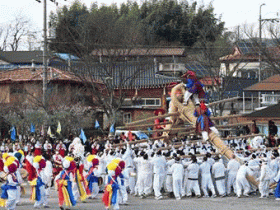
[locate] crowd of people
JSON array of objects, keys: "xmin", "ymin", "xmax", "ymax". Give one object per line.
[
  {"xmin": 0, "ymin": 128, "xmax": 279, "ymax": 210},
  {"xmin": 0, "ymin": 70, "xmax": 279, "ymax": 210}
]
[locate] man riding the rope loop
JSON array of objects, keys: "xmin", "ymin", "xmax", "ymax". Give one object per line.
[{"xmin": 181, "ymin": 70, "xmax": 205, "ymax": 106}]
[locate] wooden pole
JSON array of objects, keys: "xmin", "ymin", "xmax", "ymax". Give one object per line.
[
  {"xmin": 125, "ymin": 112, "xmax": 179, "ymax": 126},
  {"xmin": 117, "ymin": 121, "xmax": 173, "ymax": 130},
  {"xmin": 221, "ymin": 134, "xmax": 266, "ymax": 141},
  {"xmin": 167, "ymin": 153, "xmax": 220, "ymax": 160},
  {"xmin": 210, "ymin": 114, "xmax": 243, "ymax": 121},
  {"xmin": 112, "ymin": 136, "xmax": 169, "ymax": 148},
  {"xmin": 216, "ymin": 121, "xmax": 254, "ymax": 129},
  {"xmin": 208, "ymin": 97, "xmax": 241, "ymax": 106},
  {"xmin": 140, "ymin": 121, "xmax": 254, "ymax": 134}
]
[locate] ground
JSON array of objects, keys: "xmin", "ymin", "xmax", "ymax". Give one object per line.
[{"xmin": 14, "ymin": 185, "xmax": 280, "ymax": 210}]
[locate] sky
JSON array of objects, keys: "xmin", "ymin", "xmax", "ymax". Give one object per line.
[{"xmin": 1, "ymin": 0, "xmax": 280, "ymax": 37}]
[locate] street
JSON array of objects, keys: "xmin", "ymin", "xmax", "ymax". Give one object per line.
[{"xmin": 14, "ymin": 185, "xmax": 280, "ymax": 210}]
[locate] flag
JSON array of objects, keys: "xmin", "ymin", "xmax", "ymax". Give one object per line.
[
  {"xmin": 40, "ymin": 125, "xmax": 45, "ymax": 136},
  {"xmin": 80, "ymin": 129, "xmax": 87, "ymax": 144},
  {"xmin": 10, "ymin": 126, "xmax": 16, "ymax": 141},
  {"xmin": 109, "ymin": 124, "xmax": 115, "ymax": 134},
  {"xmin": 57, "ymin": 121, "xmax": 61, "ymax": 134},
  {"xmin": 30, "ymin": 123, "xmax": 35, "ymax": 133},
  {"xmin": 128, "ymin": 131, "xmax": 133, "ymax": 141},
  {"xmin": 47, "ymin": 126, "xmax": 54, "ymax": 137},
  {"xmin": 95, "ymin": 120, "xmax": 100, "ymax": 129}
]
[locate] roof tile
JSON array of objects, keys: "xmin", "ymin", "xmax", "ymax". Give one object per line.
[{"xmin": 244, "ymin": 74, "xmax": 280, "ymax": 91}]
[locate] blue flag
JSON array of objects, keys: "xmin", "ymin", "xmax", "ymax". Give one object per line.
[
  {"xmin": 10, "ymin": 126, "xmax": 16, "ymax": 141},
  {"xmin": 30, "ymin": 123, "xmax": 35, "ymax": 133},
  {"xmin": 109, "ymin": 123, "xmax": 115, "ymax": 133},
  {"xmin": 79, "ymin": 129, "xmax": 87, "ymax": 144},
  {"xmin": 95, "ymin": 120, "xmax": 100, "ymax": 129}
]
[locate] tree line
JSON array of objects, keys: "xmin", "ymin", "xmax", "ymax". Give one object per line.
[{"xmin": 48, "ymin": 0, "xmax": 226, "ymax": 57}]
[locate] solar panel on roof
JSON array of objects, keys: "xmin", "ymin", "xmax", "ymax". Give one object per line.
[{"xmin": 185, "ymin": 62, "xmax": 211, "ymax": 77}]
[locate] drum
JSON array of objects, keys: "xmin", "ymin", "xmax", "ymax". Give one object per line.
[
  {"xmin": 0, "ymin": 172, "xmax": 7, "ymax": 182},
  {"xmin": 98, "ymin": 177, "xmax": 103, "ymax": 186},
  {"xmin": 20, "ymin": 168, "xmax": 28, "ymax": 180}
]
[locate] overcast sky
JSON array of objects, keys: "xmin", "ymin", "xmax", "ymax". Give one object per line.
[{"xmin": 1, "ymin": 0, "xmax": 280, "ymax": 38}]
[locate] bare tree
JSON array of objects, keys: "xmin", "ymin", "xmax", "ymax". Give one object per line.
[
  {"xmin": 0, "ymin": 15, "xmax": 40, "ymax": 51},
  {"xmin": 0, "ymin": 25, "xmax": 10, "ymax": 51}
]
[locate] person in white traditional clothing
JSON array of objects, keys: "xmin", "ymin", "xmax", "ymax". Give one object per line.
[
  {"xmin": 13, "ymin": 151, "xmax": 24, "ymax": 205},
  {"xmin": 236, "ymin": 161, "xmax": 253, "ymax": 198},
  {"xmin": 186, "ymin": 155, "xmax": 201, "ymax": 197},
  {"xmin": 23, "ymin": 142, "xmax": 33, "ymax": 156},
  {"xmin": 138, "ymin": 153, "xmax": 153, "ymax": 198},
  {"xmin": 122, "ymin": 143, "xmax": 136, "ymax": 195},
  {"xmin": 12, "ymin": 142, "xmax": 21, "ymax": 152},
  {"xmin": 165, "ymin": 154, "xmax": 175, "ymax": 197},
  {"xmin": 118, "ymin": 161, "xmax": 129, "ymax": 205},
  {"xmin": 250, "ymin": 136, "xmax": 263, "ymax": 149},
  {"xmin": 259, "ymin": 159, "xmax": 273, "ymax": 198},
  {"xmin": 227, "ymin": 154, "xmax": 240, "ymax": 195},
  {"xmin": 212, "ymin": 155, "xmax": 226, "ymax": 197},
  {"xmin": 1, "ymin": 142, "xmax": 9, "ymax": 153},
  {"xmin": 33, "ymin": 156, "xmax": 49, "ymax": 208},
  {"xmin": 43, "ymin": 154, "xmax": 53, "ymax": 205},
  {"xmin": 69, "ymin": 137, "xmax": 85, "ymax": 160},
  {"xmin": 169, "ymin": 157, "xmax": 184, "ymax": 200},
  {"xmin": 3, "ymin": 161, "xmax": 19, "ymax": 210},
  {"xmin": 43, "ymin": 140, "xmax": 52, "ymax": 155},
  {"xmin": 151, "ymin": 150, "xmax": 166, "ymax": 200},
  {"xmin": 200, "ymin": 156, "xmax": 216, "ymax": 197}
]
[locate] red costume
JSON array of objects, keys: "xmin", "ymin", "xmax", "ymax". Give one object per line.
[
  {"xmin": 153, "ymin": 108, "xmax": 166, "ymax": 137},
  {"xmin": 56, "ymin": 143, "xmax": 66, "ymax": 157},
  {"xmin": 34, "ymin": 142, "xmax": 42, "ymax": 156},
  {"xmin": 91, "ymin": 143, "xmax": 99, "ymax": 155},
  {"xmin": 53, "ymin": 153, "xmax": 63, "ymax": 176}
]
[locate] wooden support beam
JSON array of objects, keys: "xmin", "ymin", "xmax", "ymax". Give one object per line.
[
  {"xmin": 211, "ymin": 114, "xmax": 243, "ymax": 121},
  {"xmin": 141, "ymin": 121, "xmax": 253, "ymax": 134},
  {"xmin": 235, "ymin": 146, "xmax": 278, "ymax": 153},
  {"xmin": 216, "ymin": 121, "xmax": 254, "ymax": 129},
  {"xmin": 117, "ymin": 121, "xmax": 173, "ymax": 130},
  {"xmin": 221, "ymin": 134, "xmax": 266, "ymax": 141},
  {"xmin": 140, "ymin": 126, "xmax": 194, "ymax": 133},
  {"xmin": 208, "ymin": 97, "xmax": 241, "ymax": 106},
  {"xmin": 178, "ymin": 131, "xmax": 196, "ymax": 136},
  {"xmin": 112, "ymin": 136, "xmax": 169, "ymax": 148},
  {"xmin": 125, "ymin": 112, "xmax": 179, "ymax": 126},
  {"xmin": 167, "ymin": 153, "xmax": 220, "ymax": 160}
]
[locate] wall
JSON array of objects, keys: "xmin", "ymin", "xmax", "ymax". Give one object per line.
[{"xmin": 0, "ymin": 84, "xmax": 10, "ymax": 103}]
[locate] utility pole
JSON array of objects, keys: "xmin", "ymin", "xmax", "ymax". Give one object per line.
[
  {"xmin": 258, "ymin": 3, "xmax": 265, "ymax": 108},
  {"xmin": 258, "ymin": 3, "xmax": 279, "ymax": 108},
  {"xmin": 43, "ymin": 0, "xmax": 48, "ymax": 109}
]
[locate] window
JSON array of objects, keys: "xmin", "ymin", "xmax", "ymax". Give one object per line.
[
  {"xmin": 124, "ymin": 98, "xmax": 161, "ymax": 107},
  {"xmin": 10, "ymin": 84, "xmax": 26, "ymax": 94},
  {"xmin": 123, "ymin": 112, "xmax": 132, "ymax": 124},
  {"xmin": 141, "ymin": 98, "xmax": 161, "ymax": 106}
]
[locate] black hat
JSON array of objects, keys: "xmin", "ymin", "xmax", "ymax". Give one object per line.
[{"xmin": 214, "ymin": 155, "xmax": 220, "ymax": 161}]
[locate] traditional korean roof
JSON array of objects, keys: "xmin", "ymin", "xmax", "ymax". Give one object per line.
[
  {"xmin": 244, "ymin": 103, "xmax": 280, "ymax": 118},
  {"xmin": 209, "ymin": 77, "xmax": 258, "ymax": 100},
  {"xmin": 0, "ymin": 67, "xmax": 101, "ymax": 84},
  {"xmin": 219, "ymin": 40, "xmax": 280, "ymax": 62},
  {"xmin": 244, "ymin": 74, "xmax": 280, "ymax": 92},
  {"xmin": 0, "ymin": 51, "xmax": 44, "ymax": 64},
  {"xmin": 0, "ymin": 51, "xmax": 80, "ymax": 70},
  {"xmin": 91, "ymin": 48, "xmax": 186, "ymax": 57}
]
